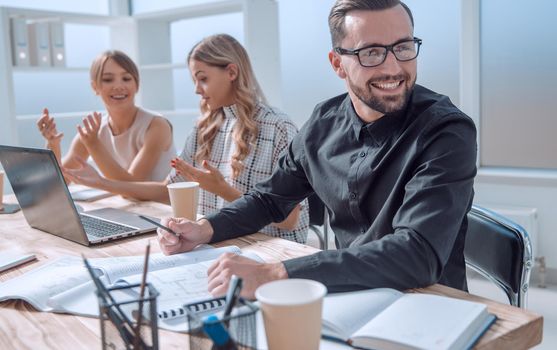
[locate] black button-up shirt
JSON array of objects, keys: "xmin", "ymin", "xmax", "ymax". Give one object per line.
[{"xmin": 207, "ymin": 85, "xmax": 477, "ymax": 292}]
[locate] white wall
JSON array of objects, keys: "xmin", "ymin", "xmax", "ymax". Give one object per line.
[{"xmin": 276, "ymin": 0, "xmax": 342, "ymax": 125}]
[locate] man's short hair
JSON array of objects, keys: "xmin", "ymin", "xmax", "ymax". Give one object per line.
[{"xmin": 328, "ymin": 0, "xmax": 414, "ymax": 48}]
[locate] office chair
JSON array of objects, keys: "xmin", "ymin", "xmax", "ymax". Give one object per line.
[
  {"xmin": 307, "ymin": 193, "xmax": 329, "ymax": 250},
  {"xmin": 464, "ymin": 205, "xmax": 533, "ymax": 308}
]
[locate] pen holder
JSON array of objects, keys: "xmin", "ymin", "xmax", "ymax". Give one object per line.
[
  {"xmin": 185, "ymin": 297, "xmax": 259, "ymax": 350},
  {"xmin": 96, "ymin": 282, "xmax": 160, "ymax": 350}
]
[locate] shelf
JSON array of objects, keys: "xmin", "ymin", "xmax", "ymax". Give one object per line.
[
  {"xmin": 153, "ymin": 108, "xmax": 199, "ymax": 118},
  {"xmin": 16, "ymin": 108, "xmax": 200, "ymax": 121},
  {"xmin": 133, "ymin": 0, "xmax": 243, "ymax": 22},
  {"xmin": 139, "ymin": 63, "xmax": 187, "ymax": 71},
  {"xmin": 12, "ymin": 66, "xmax": 89, "ymax": 73},
  {"xmin": 3, "ymin": 6, "xmax": 126, "ymax": 25},
  {"xmin": 16, "ymin": 110, "xmax": 99, "ymax": 121}
]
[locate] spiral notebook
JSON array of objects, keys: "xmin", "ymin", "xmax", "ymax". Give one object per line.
[
  {"xmin": 159, "ymin": 297, "xmax": 225, "ymax": 319},
  {"xmin": 117, "ymin": 249, "xmax": 262, "ymax": 331}
]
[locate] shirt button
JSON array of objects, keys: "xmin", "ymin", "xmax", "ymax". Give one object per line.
[
  {"xmin": 359, "ymin": 151, "xmax": 366, "ymax": 157},
  {"xmin": 349, "ymin": 192, "xmax": 356, "ymax": 200}
]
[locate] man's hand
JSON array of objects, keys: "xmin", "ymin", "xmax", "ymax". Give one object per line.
[
  {"xmin": 206, "ymin": 253, "xmax": 288, "ymax": 299},
  {"xmin": 157, "ymin": 218, "xmax": 213, "ymax": 255}
]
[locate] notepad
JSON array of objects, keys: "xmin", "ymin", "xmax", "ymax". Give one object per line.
[
  {"xmin": 321, "ymin": 288, "xmax": 496, "ymax": 350},
  {"xmin": 70, "ymin": 187, "xmax": 114, "ymax": 202},
  {"xmin": 0, "ymin": 252, "xmax": 36, "ymax": 273}
]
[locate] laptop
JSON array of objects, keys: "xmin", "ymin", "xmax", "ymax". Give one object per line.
[{"xmin": 0, "ymin": 145, "xmax": 157, "ymax": 245}]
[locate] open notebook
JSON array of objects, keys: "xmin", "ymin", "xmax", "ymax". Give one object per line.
[
  {"xmin": 0, "ymin": 245, "xmax": 258, "ymax": 332},
  {"xmin": 321, "ymin": 288, "xmax": 496, "ymax": 350}
]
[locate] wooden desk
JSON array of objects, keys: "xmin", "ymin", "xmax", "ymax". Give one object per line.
[{"xmin": 0, "ymin": 194, "xmax": 543, "ymax": 349}]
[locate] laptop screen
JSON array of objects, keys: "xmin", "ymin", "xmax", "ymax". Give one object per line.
[{"xmin": 0, "ymin": 145, "xmax": 87, "ymax": 243}]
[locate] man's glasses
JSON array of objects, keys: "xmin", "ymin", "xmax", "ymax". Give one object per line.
[{"xmin": 334, "ymin": 37, "xmax": 422, "ymax": 68}]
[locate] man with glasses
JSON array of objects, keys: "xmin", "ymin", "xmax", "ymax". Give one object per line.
[{"xmin": 158, "ymin": 0, "xmax": 477, "ymax": 298}]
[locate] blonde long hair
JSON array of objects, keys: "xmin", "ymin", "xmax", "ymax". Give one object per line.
[{"xmin": 187, "ymin": 34, "xmax": 266, "ymax": 179}]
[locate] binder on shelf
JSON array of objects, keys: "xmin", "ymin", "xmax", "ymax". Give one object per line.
[
  {"xmin": 10, "ymin": 18, "xmax": 30, "ymax": 67},
  {"xmin": 28, "ymin": 21, "xmax": 52, "ymax": 67},
  {"xmin": 49, "ymin": 21, "xmax": 65, "ymax": 67}
]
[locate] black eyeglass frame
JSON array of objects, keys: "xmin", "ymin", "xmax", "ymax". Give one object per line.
[{"xmin": 334, "ymin": 37, "xmax": 423, "ymax": 68}]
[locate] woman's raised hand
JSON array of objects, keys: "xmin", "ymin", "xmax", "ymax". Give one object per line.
[
  {"xmin": 37, "ymin": 108, "xmax": 64, "ymax": 144},
  {"xmin": 77, "ymin": 112, "xmax": 102, "ymax": 149},
  {"xmin": 171, "ymin": 157, "xmax": 229, "ymax": 196}
]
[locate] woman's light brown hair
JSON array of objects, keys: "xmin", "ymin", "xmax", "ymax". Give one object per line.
[
  {"xmin": 90, "ymin": 50, "xmax": 140, "ymax": 89},
  {"xmin": 187, "ymin": 34, "xmax": 266, "ymax": 179}
]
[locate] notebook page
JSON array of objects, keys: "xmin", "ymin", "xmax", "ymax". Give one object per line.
[
  {"xmin": 47, "ymin": 280, "xmax": 100, "ymax": 316},
  {"xmin": 322, "ymin": 288, "xmax": 402, "ymax": 341},
  {"xmin": 46, "ymin": 247, "xmax": 241, "ymax": 317},
  {"xmin": 92, "ymin": 245, "xmax": 241, "ymax": 283},
  {"xmin": 118, "ymin": 260, "xmax": 216, "ymax": 319},
  {"xmin": 116, "ymin": 249, "xmax": 263, "ymax": 332},
  {"xmin": 352, "ymin": 293, "xmax": 489, "ymax": 349},
  {"xmin": 0, "ymin": 256, "xmax": 87, "ymax": 311}
]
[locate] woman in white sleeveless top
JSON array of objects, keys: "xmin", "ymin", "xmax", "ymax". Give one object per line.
[
  {"xmin": 37, "ymin": 50, "xmax": 176, "ymax": 181},
  {"xmin": 65, "ymin": 35, "xmax": 308, "ymax": 243}
]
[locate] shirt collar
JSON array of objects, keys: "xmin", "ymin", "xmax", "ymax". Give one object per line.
[
  {"xmin": 344, "ymin": 91, "xmax": 414, "ymax": 143},
  {"xmin": 222, "ymin": 102, "xmax": 264, "ymax": 120},
  {"xmin": 223, "ymin": 104, "xmax": 239, "ymax": 119}
]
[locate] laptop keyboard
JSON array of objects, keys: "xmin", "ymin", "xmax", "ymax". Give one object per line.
[{"xmin": 80, "ymin": 214, "xmax": 135, "ymax": 237}]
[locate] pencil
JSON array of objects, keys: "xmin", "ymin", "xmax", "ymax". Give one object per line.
[{"xmin": 134, "ymin": 242, "xmax": 150, "ymax": 349}]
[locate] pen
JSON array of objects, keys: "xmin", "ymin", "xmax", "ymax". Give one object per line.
[
  {"xmin": 138, "ymin": 214, "xmax": 180, "ymax": 237},
  {"xmin": 223, "ymin": 275, "xmax": 243, "ymax": 320},
  {"xmin": 134, "ymin": 242, "xmax": 150, "ymax": 349}
]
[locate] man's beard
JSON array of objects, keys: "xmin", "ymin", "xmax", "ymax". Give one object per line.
[{"xmin": 348, "ymin": 74, "xmax": 415, "ymax": 114}]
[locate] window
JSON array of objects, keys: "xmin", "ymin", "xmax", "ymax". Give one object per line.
[{"xmin": 480, "ymin": 0, "xmax": 557, "ymax": 169}]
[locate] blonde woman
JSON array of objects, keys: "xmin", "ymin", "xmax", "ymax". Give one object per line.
[
  {"xmin": 37, "ymin": 50, "xmax": 176, "ymax": 181},
  {"xmin": 66, "ymin": 35, "xmax": 308, "ymax": 243}
]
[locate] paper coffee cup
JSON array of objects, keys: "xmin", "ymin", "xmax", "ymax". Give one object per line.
[
  {"xmin": 256, "ymin": 279, "xmax": 327, "ymax": 350},
  {"xmin": 0, "ymin": 170, "xmax": 4, "ymax": 210},
  {"xmin": 166, "ymin": 182, "xmax": 199, "ymax": 220}
]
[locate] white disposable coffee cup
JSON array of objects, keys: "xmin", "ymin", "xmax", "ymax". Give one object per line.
[
  {"xmin": 255, "ymin": 279, "xmax": 327, "ymax": 350},
  {"xmin": 0, "ymin": 170, "xmax": 4, "ymax": 210},
  {"xmin": 166, "ymin": 182, "xmax": 199, "ymax": 220}
]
